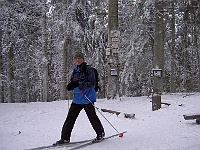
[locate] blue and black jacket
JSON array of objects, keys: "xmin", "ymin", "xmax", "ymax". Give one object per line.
[{"xmin": 70, "ymin": 62, "xmax": 96, "ymax": 104}]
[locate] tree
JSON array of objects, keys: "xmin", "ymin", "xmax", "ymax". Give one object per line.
[
  {"xmin": 107, "ymin": 0, "xmax": 119, "ymax": 99},
  {"xmin": 170, "ymin": 0, "xmax": 176, "ymax": 93},
  {"xmin": 6, "ymin": 32, "xmax": 14, "ymax": 103},
  {"xmin": 0, "ymin": 29, "xmax": 4, "ymax": 103},
  {"xmin": 153, "ymin": 1, "xmax": 165, "ymax": 94},
  {"xmin": 119, "ymin": 0, "xmax": 154, "ymax": 96},
  {"xmin": 41, "ymin": 2, "xmax": 49, "ymax": 102}
]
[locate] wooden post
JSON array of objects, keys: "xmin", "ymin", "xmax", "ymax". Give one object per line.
[{"xmin": 152, "ymin": 95, "xmax": 161, "ymax": 111}]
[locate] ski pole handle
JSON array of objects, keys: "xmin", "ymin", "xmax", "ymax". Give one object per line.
[
  {"xmin": 80, "ymin": 89, "xmax": 85, "ymax": 96},
  {"xmin": 80, "ymin": 89, "xmax": 93, "ymax": 104}
]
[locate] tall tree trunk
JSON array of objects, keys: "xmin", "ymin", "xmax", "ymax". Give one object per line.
[
  {"xmin": 191, "ymin": 1, "xmax": 200, "ymax": 92},
  {"xmin": 42, "ymin": 3, "xmax": 49, "ymax": 102},
  {"xmin": 7, "ymin": 41, "xmax": 14, "ymax": 103},
  {"xmin": 60, "ymin": 37, "xmax": 70, "ymax": 100},
  {"xmin": 190, "ymin": 0, "xmax": 200, "ymax": 92},
  {"xmin": 153, "ymin": 1, "xmax": 165, "ymax": 94},
  {"xmin": 0, "ymin": 29, "xmax": 4, "ymax": 103},
  {"xmin": 198, "ymin": 42, "xmax": 200, "ymax": 92},
  {"xmin": 170, "ymin": 1, "xmax": 176, "ymax": 93},
  {"xmin": 182, "ymin": 1, "xmax": 190, "ymax": 92},
  {"xmin": 25, "ymin": 43, "xmax": 30, "ymax": 103},
  {"xmin": 197, "ymin": 39, "xmax": 200, "ymax": 92},
  {"xmin": 107, "ymin": 0, "xmax": 119, "ymax": 99}
]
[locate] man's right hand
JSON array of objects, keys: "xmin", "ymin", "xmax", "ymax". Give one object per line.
[{"xmin": 67, "ymin": 81, "xmax": 79, "ymax": 91}]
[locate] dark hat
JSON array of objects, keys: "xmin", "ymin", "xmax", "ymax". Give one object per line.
[{"xmin": 74, "ymin": 52, "xmax": 85, "ymax": 59}]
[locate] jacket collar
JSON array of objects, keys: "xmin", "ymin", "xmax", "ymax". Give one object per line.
[{"xmin": 74, "ymin": 62, "xmax": 87, "ymax": 72}]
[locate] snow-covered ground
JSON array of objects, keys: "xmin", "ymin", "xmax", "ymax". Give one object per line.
[{"xmin": 0, "ymin": 93, "xmax": 200, "ymax": 150}]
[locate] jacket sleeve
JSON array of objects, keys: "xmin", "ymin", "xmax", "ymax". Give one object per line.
[{"xmin": 78, "ymin": 66, "xmax": 95, "ymax": 89}]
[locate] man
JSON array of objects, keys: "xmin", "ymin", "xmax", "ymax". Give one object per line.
[{"xmin": 55, "ymin": 52, "xmax": 105, "ymax": 145}]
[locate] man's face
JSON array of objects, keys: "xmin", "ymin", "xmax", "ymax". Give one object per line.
[{"xmin": 74, "ymin": 57, "xmax": 84, "ymax": 65}]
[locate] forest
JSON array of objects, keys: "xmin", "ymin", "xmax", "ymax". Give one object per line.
[{"xmin": 0, "ymin": 0, "xmax": 200, "ymax": 103}]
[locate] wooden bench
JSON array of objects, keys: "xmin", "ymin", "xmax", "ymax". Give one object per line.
[
  {"xmin": 101, "ymin": 108, "xmax": 135, "ymax": 119},
  {"xmin": 183, "ymin": 113, "xmax": 200, "ymax": 124}
]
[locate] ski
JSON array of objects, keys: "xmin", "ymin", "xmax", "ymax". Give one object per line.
[
  {"xmin": 68, "ymin": 131, "xmax": 127, "ymax": 150},
  {"xmin": 26, "ymin": 139, "xmax": 93, "ymax": 150}
]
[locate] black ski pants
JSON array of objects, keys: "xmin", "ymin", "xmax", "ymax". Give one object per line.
[{"xmin": 61, "ymin": 102, "xmax": 104, "ymax": 140}]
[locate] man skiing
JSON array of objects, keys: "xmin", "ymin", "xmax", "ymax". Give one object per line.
[{"xmin": 55, "ymin": 52, "xmax": 105, "ymax": 145}]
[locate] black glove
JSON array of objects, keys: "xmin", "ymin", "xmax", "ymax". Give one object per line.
[{"xmin": 67, "ymin": 81, "xmax": 79, "ymax": 91}]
